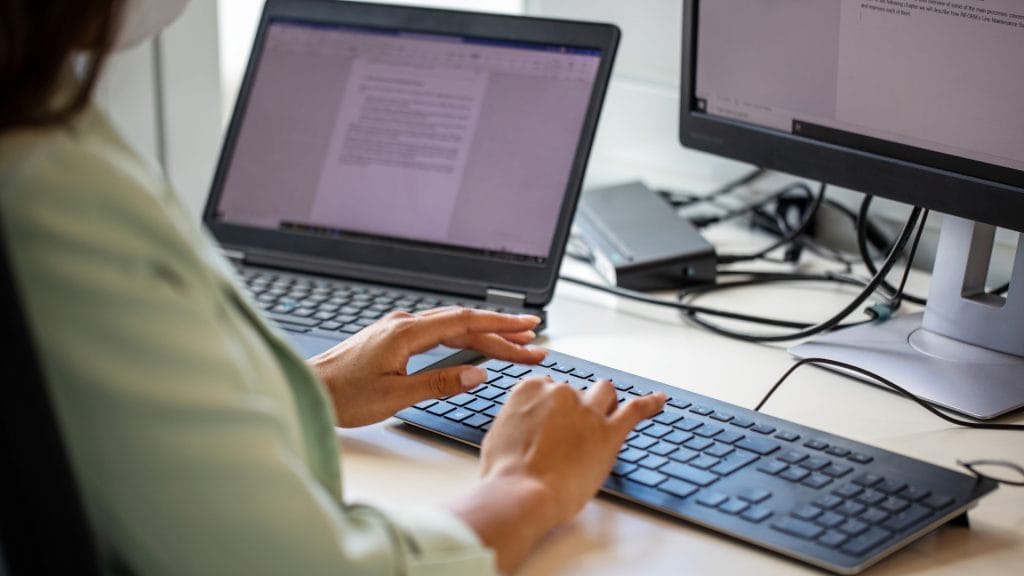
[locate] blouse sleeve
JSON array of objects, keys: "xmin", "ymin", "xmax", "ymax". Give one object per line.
[{"xmin": 0, "ymin": 130, "xmax": 496, "ymax": 576}]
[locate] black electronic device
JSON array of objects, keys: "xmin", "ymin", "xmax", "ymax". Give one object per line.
[
  {"xmin": 396, "ymin": 351, "xmax": 997, "ymax": 575},
  {"xmin": 680, "ymin": 0, "xmax": 1024, "ymax": 419},
  {"xmin": 575, "ymin": 181, "xmax": 716, "ymax": 290}
]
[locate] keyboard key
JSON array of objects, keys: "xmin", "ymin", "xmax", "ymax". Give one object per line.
[
  {"xmin": 694, "ymin": 424, "xmax": 724, "ymax": 438},
  {"xmin": 730, "ymin": 417, "xmax": 755, "ymax": 429},
  {"xmin": 877, "ymin": 480, "xmax": 908, "ymax": 495},
  {"xmin": 834, "ymin": 484, "xmax": 863, "ymax": 499},
  {"xmin": 855, "ymin": 490, "xmax": 886, "ymax": 506},
  {"xmin": 751, "ymin": 424, "xmax": 776, "ymax": 435},
  {"xmin": 737, "ymin": 488, "xmax": 772, "ymax": 504},
  {"xmin": 445, "ymin": 409, "xmax": 473, "ymax": 422},
  {"xmin": 466, "ymin": 399, "xmax": 494, "ymax": 412},
  {"xmin": 689, "ymin": 455, "xmax": 721, "ymax": 470},
  {"xmin": 710, "ymin": 411, "xmax": 734, "ymax": 422},
  {"xmin": 879, "ymin": 497, "xmax": 910, "ymax": 515},
  {"xmin": 802, "ymin": 473, "xmax": 833, "ymax": 490},
  {"xmin": 801, "ymin": 457, "xmax": 830, "ymax": 471},
  {"xmin": 836, "ymin": 501, "xmax": 867, "ymax": 517},
  {"xmin": 775, "ymin": 431, "xmax": 801, "ymax": 442},
  {"xmin": 704, "ymin": 443, "xmax": 735, "ymax": 458},
  {"xmin": 710, "ymin": 451, "xmax": 759, "ymax": 476},
  {"xmin": 667, "ymin": 397, "xmax": 691, "ymax": 410},
  {"xmin": 447, "ymin": 393, "xmax": 476, "ymax": 406},
  {"xmin": 780, "ymin": 467, "xmax": 810, "ymax": 483},
  {"xmin": 719, "ymin": 499, "xmax": 749, "ymax": 515},
  {"xmin": 772, "ymin": 517, "xmax": 824, "ymax": 540},
  {"xmin": 684, "ymin": 437, "xmax": 714, "ymax": 451},
  {"xmin": 426, "ymin": 402, "xmax": 456, "ymax": 416},
  {"xmin": 822, "ymin": 464, "xmax": 853, "ymax": 478},
  {"xmin": 848, "ymin": 452, "xmax": 874, "ymax": 464},
  {"xmin": 816, "ymin": 511, "xmax": 846, "ymax": 528},
  {"xmin": 853, "ymin": 473, "xmax": 884, "ymax": 488},
  {"xmin": 413, "ymin": 399, "xmax": 438, "ymax": 410},
  {"xmin": 689, "ymin": 405, "xmax": 714, "ymax": 416},
  {"xmin": 661, "ymin": 462, "xmax": 719, "ymax": 487},
  {"xmin": 463, "ymin": 414, "xmax": 492, "ymax": 429},
  {"xmin": 659, "ymin": 479, "xmax": 699, "ymax": 499},
  {"xmin": 882, "ymin": 504, "xmax": 933, "ymax": 532},
  {"xmin": 612, "ymin": 381, "xmax": 632, "ymax": 392},
  {"xmin": 663, "ymin": 431, "xmax": 694, "ymax": 445},
  {"xmin": 504, "ymin": 366, "xmax": 531, "ymax": 378},
  {"xmin": 818, "ymin": 530, "xmax": 848, "ymax": 549},
  {"xmin": 611, "ymin": 461, "xmax": 638, "ymax": 477},
  {"xmin": 634, "ymin": 420, "xmax": 654, "ymax": 432},
  {"xmin": 804, "ymin": 439, "xmax": 829, "ymax": 451},
  {"xmin": 814, "ymin": 494, "xmax": 844, "ymax": 510},
  {"xmin": 478, "ymin": 387, "xmax": 505, "ymax": 401},
  {"xmin": 793, "ymin": 504, "xmax": 822, "ymax": 521},
  {"xmin": 644, "ymin": 424, "xmax": 673, "ymax": 438},
  {"xmin": 551, "ymin": 364, "xmax": 573, "ymax": 373},
  {"xmin": 696, "ymin": 492, "xmax": 729, "ymax": 507},
  {"xmin": 570, "ymin": 369, "xmax": 593, "ymax": 379},
  {"xmin": 715, "ymin": 430, "xmax": 745, "ymax": 445},
  {"xmin": 482, "ymin": 360, "xmax": 512, "ymax": 373},
  {"xmin": 838, "ymin": 519, "xmax": 870, "ymax": 537},
  {"xmin": 736, "ymin": 436, "xmax": 780, "ymax": 456},
  {"xmin": 626, "ymin": 468, "xmax": 667, "ymax": 488},
  {"xmin": 668, "ymin": 447, "xmax": 700, "ymax": 463},
  {"xmin": 628, "ymin": 435, "xmax": 658, "ymax": 450},
  {"xmin": 674, "ymin": 418, "xmax": 703, "ymax": 432},
  {"xmin": 618, "ymin": 448, "xmax": 647, "ymax": 464},
  {"xmin": 825, "ymin": 446, "xmax": 851, "ymax": 458},
  {"xmin": 757, "ymin": 460, "xmax": 789, "ymax": 476},
  {"xmin": 653, "ymin": 410, "xmax": 686, "ymax": 426},
  {"xmin": 859, "ymin": 508, "xmax": 890, "ymax": 525},
  {"xmin": 741, "ymin": 506, "xmax": 773, "ymax": 523},
  {"xmin": 900, "ymin": 486, "xmax": 931, "ymax": 502},
  {"xmin": 779, "ymin": 450, "xmax": 808, "ymax": 465},
  {"xmin": 638, "ymin": 455, "xmax": 669, "ymax": 470},
  {"xmin": 840, "ymin": 527, "xmax": 891, "ymax": 556},
  {"xmin": 491, "ymin": 376, "xmax": 519, "ymax": 390},
  {"xmin": 649, "ymin": 441, "xmax": 679, "ymax": 457}
]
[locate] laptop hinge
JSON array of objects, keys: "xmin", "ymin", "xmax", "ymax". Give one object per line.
[
  {"xmin": 486, "ymin": 288, "xmax": 526, "ymax": 308},
  {"xmin": 221, "ymin": 248, "xmax": 246, "ymax": 263}
]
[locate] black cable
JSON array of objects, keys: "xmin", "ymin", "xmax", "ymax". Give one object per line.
[
  {"xmin": 957, "ymin": 459, "xmax": 1024, "ymax": 487},
  {"xmin": 679, "ymin": 207, "xmax": 923, "ymax": 343},
  {"xmin": 717, "ymin": 182, "xmax": 827, "ymax": 265},
  {"xmin": 659, "ymin": 167, "xmax": 767, "ymax": 208},
  {"xmin": 754, "ymin": 357, "xmax": 1024, "ymax": 431},
  {"xmin": 689, "ymin": 181, "xmax": 814, "ymax": 228},
  {"xmin": 857, "ymin": 195, "xmax": 928, "ymax": 305}
]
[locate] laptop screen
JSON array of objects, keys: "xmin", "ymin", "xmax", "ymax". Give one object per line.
[{"xmin": 213, "ymin": 20, "xmax": 602, "ymax": 263}]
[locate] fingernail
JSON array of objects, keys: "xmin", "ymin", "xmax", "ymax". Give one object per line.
[
  {"xmin": 460, "ymin": 367, "xmax": 487, "ymax": 389},
  {"xmin": 518, "ymin": 314, "xmax": 542, "ymax": 324},
  {"xmin": 524, "ymin": 330, "xmax": 537, "ymax": 340}
]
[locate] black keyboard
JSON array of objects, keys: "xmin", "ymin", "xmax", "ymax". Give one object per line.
[
  {"xmin": 396, "ymin": 349, "xmax": 998, "ymax": 574},
  {"xmin": 237, "ymin": 267, "xmax": 521, "ymax": 337}
]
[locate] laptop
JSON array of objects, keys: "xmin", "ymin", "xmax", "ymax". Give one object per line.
[{"xmin": 203, "ymin": 0, "xmax": 619, "ymax": 371}]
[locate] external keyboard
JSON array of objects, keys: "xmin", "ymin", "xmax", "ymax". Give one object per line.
[{"xmin": 396, "ymin": 349, "xmax": 998, "ymax": 574}]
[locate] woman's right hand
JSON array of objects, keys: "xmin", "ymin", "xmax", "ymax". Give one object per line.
[{"xmin": 449, "ymin": 376, "xmax": 666, "ymax": 573}]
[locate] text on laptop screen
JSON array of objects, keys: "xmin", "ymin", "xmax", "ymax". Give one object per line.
[{"xmin": 215, "ymin": 21, "xmax": 602, "ymax": 261}]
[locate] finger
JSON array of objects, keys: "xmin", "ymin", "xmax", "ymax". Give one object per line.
[
  {"xmin": 396, "ymin": 365, "xmax": 490, "ymax": 407},
  {"xmin": 401, "ymin": 308, "xmax": 542, "ymax": 355},
  {"xmin": 441, "ymin": 333, "xmax": 547, "ymax": 364},
  {"xmin": 582, "ymin": 380, "xmax": 618, "ymax": 415},
  {"xmin": 609, "ymin": 393, "xmax": 667, "ymax": 437},
  {"xmin": 495, "ymin": 330, "xmax": 537, "ymax": 345}
]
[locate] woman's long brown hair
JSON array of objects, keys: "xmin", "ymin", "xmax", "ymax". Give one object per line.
[{"xmin": 0, "ymin": 0, "xmax": 125, "ymax": 132}]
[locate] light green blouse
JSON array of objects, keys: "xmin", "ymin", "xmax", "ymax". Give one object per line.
[{"xmin": 0, "ymin": 104, "xmax": 496, "ymax": 576}]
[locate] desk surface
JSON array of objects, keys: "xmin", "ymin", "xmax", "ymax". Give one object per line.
[{"xmin": 335, "ymin": 243, "xmax": 1024, "ymax": 575}]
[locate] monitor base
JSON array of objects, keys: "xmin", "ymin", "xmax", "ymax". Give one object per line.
[{"xmin": 790, "ymin": 313, "xmax": 1024, "ymax": 420}]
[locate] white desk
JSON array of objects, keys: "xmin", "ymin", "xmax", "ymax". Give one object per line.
[{"xmin": 335, "ymin": 249, "xmax": 1024, "ymax": 575}]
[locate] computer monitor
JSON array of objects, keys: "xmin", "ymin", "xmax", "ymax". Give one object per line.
[{"xmin": 679, "ymin": 0, "xmax": 1024, "ymax": 419}]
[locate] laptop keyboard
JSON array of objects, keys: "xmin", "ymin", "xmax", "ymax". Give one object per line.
[
  {"xmin": 396, "ymin": 349, "xmax": 997, "ymax": 574},
  {"xmin": 237, "ymin": 267, "xmax": 517, "ymax": 337}
]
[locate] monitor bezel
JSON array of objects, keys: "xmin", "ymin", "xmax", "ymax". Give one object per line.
[
  {"xmin": 679, "ymin": 0, "xmax": 1024, "ymax": 234},
  {"xmin": 203, "ymin": 0, "xmax": 619, "ymax": 305}
]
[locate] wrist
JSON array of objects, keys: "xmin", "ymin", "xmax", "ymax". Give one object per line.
[{"xmin": 448, "ymin": 472, "xmax": 560, "ymax": 573}]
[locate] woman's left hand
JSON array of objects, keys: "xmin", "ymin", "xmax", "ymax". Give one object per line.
[{"xmin": 309, "ymin": 307, "xmax": 545, "ymax": 427}]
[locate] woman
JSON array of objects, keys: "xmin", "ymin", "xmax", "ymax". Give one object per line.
[{"xmin": 0, "ymin": 0, "xmax": 665, "ymax": 574}]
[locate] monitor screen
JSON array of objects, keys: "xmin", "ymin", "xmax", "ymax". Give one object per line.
[
  {"xmin": 680, "ymin": 0, "xmax": 1024, "ymax": 233},
  {"xmin": 214, "ymin": 20, "xmax": 602, "ymax": 262}
]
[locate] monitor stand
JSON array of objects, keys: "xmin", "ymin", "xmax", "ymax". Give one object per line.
[{"xmin": 790, "ymin": 216, "xmax": 1023, "ymax": 420}]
